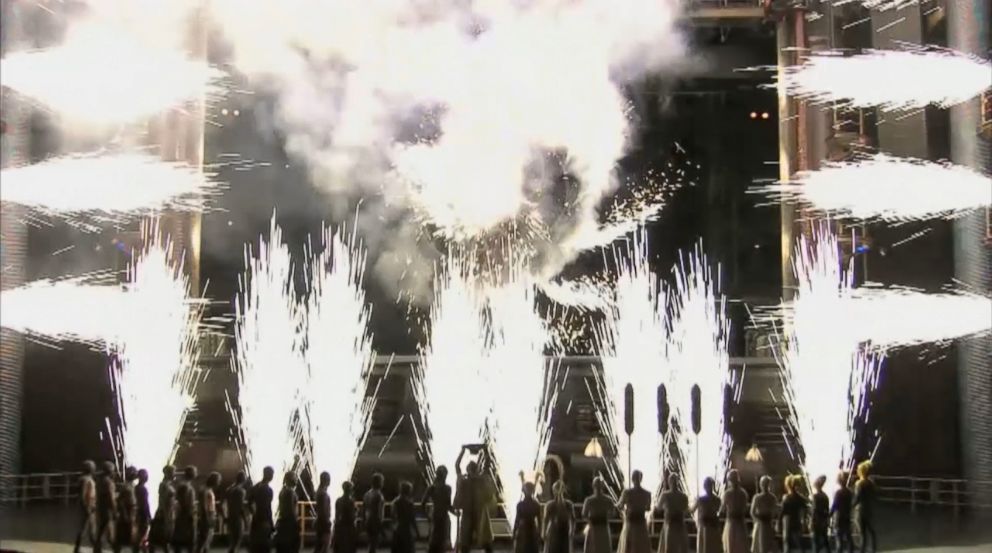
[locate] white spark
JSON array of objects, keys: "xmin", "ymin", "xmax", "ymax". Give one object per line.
[
  {"xmin": 778, "ymin": 48, "xmax": 990, "ymax": 111},
  {"xmin": 666, "ymin": 245, "xmax": 734, "ymax": 497},
  {"xmin": 755, "ymin": 154, "xmax": 991, "ymax": 222},
  {"xmin": 302, "ymin": 226, "xmax": 376, "ymax": 504},
  {"xmin": 230, "ymin": 218, "xmax": 307, "ymax": 485}
]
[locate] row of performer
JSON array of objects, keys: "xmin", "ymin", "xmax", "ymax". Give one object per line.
[{"xmin": 70, "ymin": 456, "xmax": 880, "ymax": 553}]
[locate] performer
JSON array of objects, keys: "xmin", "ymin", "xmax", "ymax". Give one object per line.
[
  {"xmin": 692, "ymin": 477, "xmax": 721, "ymax": 553},
  {"xmin": 719, "ymin": 470, "xmax": 748, "ymax": 553},
  {"xmin": 198, "ymin": 472, "xmax": 221, "ymax": 553},
  {"xmin": 248, "ymin": 466, "xmax": 276, "ymax": 553},
  {"xmin": 655, "ymin": 474, "xmax": 688, "ymax": 553},
  {"xmin": 542, "ymin": 480, "xmax": 574, "ymax": 553},
  {"xmin": 513, "ymin": 479, "xmax": 541, "ymax": 553},
  {"xmin": 333, "ymin": 481, "xmax": 359, "ymax": 553},
  {"xmin": 73, "ymin": 460, "xmax": 97, "ymax": 553},
  {"xmin": 363, "ymin": 473, "xmax": 386, "ymax": 553},
  {"xmin": 136, "ymin": 469, "xmax": 152, "ymax": 551},
  {"xmin": 94, "ymin": 462, "xmax": 119, "ymax": 552},
  {"xmin": 314, "ymin": 472, "xmax": 333, "ymax": 553},
  {"xmin": 276, "ymin": 472, "xmax": 301, "ymax": 553},
  {"xmin": 225, "ymin": 471, "xmax": 249, "ymax": 553},
  {"xmin": 749, "ymin": 476, "xmax": 778, "ymax": 553},
  {"xmin": 780, "ymin": 475, "xmax": 808, "ymax": 553},
  {"xmin": 172, "ymin": 466, "xmax": 199, "ymax": 553},
  {"xmin": 453, "ymin": 446, "xmax": 497, "ymax": 553},
  {"xmin": 114, "ymin": 467, "xmax": 138, "ymax": 553},
  {"xmin": 391, "ymin": 481, "xmax": 421, "ymax": 553},
  {"xmin": 422, "ymin": 466, "xmax": 454, "ymax": 553},
  {"xmin": 853, "ymin": 461, "xmax": 877, "ymax": 553},
  {"xmin": 810, "ymin": 476, "xmax": 831, "ymax": 553},
  {"xmin": 581, "ymin": 477, "xmax": 612, "ymax": 553},
  {"xmin": 615, "ymin": 470, "xmax": 651, "ymax": 553},
  {"xmin": 150, "ymin": 465, "xmax": 177, "ymax": 553},
  {"xmin": 831, "ymin": 472, "xmax": 854, "ymax": 553}
]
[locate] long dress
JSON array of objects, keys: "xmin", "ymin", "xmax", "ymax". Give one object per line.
[
  {"xmin": 151, "ymin": 480, "xmax": 176, "ymax": 549},
  {"xmin": 779, "ymin": 493, "xmax": 807, "ymax": 552},
  {"xmin": 514, "ymin": 497, "xmax": 541, "ymax": 553},
  {"xmin": 424, "ymin": 483, "xmax": 453, "ymax": 553},
  {"xmin": 249, "ymin": 483, "xmax": 274, "ymax": 553},
  {"xmin": 720, "ymin": 486, "xmax": 748, "ymax": 553},
  {"xmin": 333, "ymin": 494, "xmax": 359, "ymax": 553},
  {"xmin": 582, "ymin": 494, "xmax": 612, "ymax": 553},
  {"xmin": 315, "ymin": 486, "xmax": 333, "ymax": 553},
  {"xmin": 543, "ymin": 499, "xmax": 574, "ymax": 553},
  {"xmin": 173, "ymin": 480, "xmax": 198, "ymax": 549},
  {"xmin": 616, "ymin": 487, "xmax": 651, "ymax": 553},
  {"xmin": 275, "ymin": 486, "xmax": 301, "ymax": 553},
  {"xmin": 391, "ymin": 497, "xmax": 418, "ymax": 553},
  {"xmin": 454, "ymin": 475, "xmax": 497, "ymax": 550},
  {"xmin": 750, "ymin": 492, "xmax": 779, "ymax": 553},
  {"xmin": 656, "ymin": 491, "xmax": 688, "ymax": 553},
  {"xmin": 693, "ymin": 494, "xmax": 722, "ymax": 553}
]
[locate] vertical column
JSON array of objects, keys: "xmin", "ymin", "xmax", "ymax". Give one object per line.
[
  {"xmin": 777, "ymin": 12, "xmax": 799, "ymax": 300},
  {"xmin": 947, "ymin": 0, "xmax": 992, "ymax": 513}
]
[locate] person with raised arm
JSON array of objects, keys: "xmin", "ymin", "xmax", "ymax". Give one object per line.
[{"xmin": 453, "ymin": 444, "xmax": 497, "ymax": 553}]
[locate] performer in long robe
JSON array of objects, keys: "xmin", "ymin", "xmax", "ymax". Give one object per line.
[
  {"xmin": 333, "ymin": 481, "xmax": 359, "ymax": 553},
  {"xmin": 616, "ymin": 470, "xmax": 651, "ymax": 553},
  {"xmin": 136, "ymin": 469, "xmax": 152, "ymax": 551},
  {"xmin": 391, "ymin": 481, "xmax": 421, "ymax": 553},
  {"xmin": 172, "ymin": 466, "xmax": 198, "ymax": 553},
  {"xmin": 655, "ymin": 474, "xmax": 688, "ymax": 553},
  {"xmin": 94, "ymin": 462, "xmax": 118, "ymax": 552},
  {"xmin": 422, "ymin": 466, "xmax": 454, "ymax": 553},
  {"xmin": 513, "ymin": 480, "xmax": 541, "ymax": 553},
  {"xmin": 582, "ymin": 477, "xmax": 612, "ymax": 553},
  {"xmin": 780, "ymin": 475, "xmax": 808, "ymax": 553},
  {"xmin": 363, "ymin": 473, "xmax": 386, "ymax": 553},
  {"xmin": 810, "ymin": 475, "xmax": 831, "ymax": 553},
  {"xmin": 750, "ymin": 476, "xmax": 778, "ymax": 553},
  {"xmin": 719, "ymin": 470, "xmax": 748, "ymax": 553},
  {"xmin": 74, "ymin": 460, "xmax": 97, "ymax": 553},
  {"xmin": 853, "ymin": 461, "xmax": 878, "ymax": 553},
  {"xmin": 454, "ymin": 449, "xmax": 497, "ymax": 553},
  {"xmin": 542, "ymin": 481, "xmax": 574, "ymax": 553},
  {"xmin": 198, "ymin": 472, "xmax": 221, "ymax": 553},
  {"xmin": 276, "ymin": 472, "xmax": 301, "ymax": 553},
  {"xmin": 249, "ymin": 467, "xmax": 276, "ymax": 553},
  {"xmin": 150, "ymin": 465, "xmax": 176, "ymax": 553},
  {"xmin": 831, "ymin": 472, "xmax": 854, "ymax": 553},
  {"xmin": 225, "ymin": 472, "xmax": 249, "ymax": 553},
  {"xmin": 314, "ymin": 472, "xmax": 333, "ymax": 553},
  {"xmin": 114, "ymin": 467, "xmax": 138, "ymax": 553},
  {"xmin": 692, "ymin": 477, "xmax": 721, "ymax": 553}
]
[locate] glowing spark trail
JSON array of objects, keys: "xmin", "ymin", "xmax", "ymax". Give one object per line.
[
  {"xmin": 303, "ymin": 227, "xmax": 376, "ymax": 502},
  {"xmin": 666, "ymin": 246, "xmax": 733, "ymax": 497},
  {"xmin": 778, "ymin": 48, "xmax": 990, "ymax": 110},
  {"xmin": 0, "ymin": 276, "xmax": 129, "ymax": 345},
  {"xmin": 0, "ymin": 153, "xmax": 221, "ymax": 228},
  {"xmin": 592, "ymin": 231, "xmax": 667, "ymax": 496},
  {"xmin": 846, "ymin": 287, "xmax": 992, "ymax": 349},
  {"xmin": 755, "ymin": 154, "xmax": 991, "ymax": 222},
  {"xmin": 230, "ymin": 219, "xmax": 307, "ymax": 484}
]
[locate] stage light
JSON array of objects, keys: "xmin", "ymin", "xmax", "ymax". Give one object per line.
[
  {"xmin": 584, "ymin": 436, "xmax": 604, "ymax": 459},
  {"xmin": 761, "ymin": 112, "xmax": 770, "ymax": 120},
  {"xmin": 750, "ymin": 112, "xmax": 758, "ymax": 119}
]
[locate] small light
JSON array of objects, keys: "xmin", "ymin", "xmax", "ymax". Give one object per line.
[
  {"xmin": 221, "ymin": 108, "xmax": 229, "ymax": 115},
  {"xmin": 761, "ymin": 112, "xmax": 770, "ymax": 120},
  {"xmin": 753, "ymin": 244, "xmax": 761, "ymax": 249},
  {"xmin": 745, "ymin": 443, "xmax": 764, "ymax": 463},
  {"xmin": 750, "ymin": 112, "xmax": 758, "ymax": 119},
  {"xmin": 233, "ymin": 109, "xmax": 240, "ymax": 116},
  {"xmin": 227, "ymin": 220, "xmax": 234, "ymax": 227},
  {"xmin": 584, "ymin": 436, "xmax": 604, "ymax": 458}
]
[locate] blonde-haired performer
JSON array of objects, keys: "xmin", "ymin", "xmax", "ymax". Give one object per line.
[
  {"xmin": 616, "ymin": 470, "xmax": 652, "ymax": 553},
  {"xmin": 779, "ymin": 475, "xmax": 808, "ymax": 553},
  {"xmin": 749, "ymin": 476, "xmax": 778, "ymax": 553},
  {"xmin": 543, "ymin": 481, "xmax": 575, "ymax": 553},
  {"xmin": 582, "ymin": 477, "xmax": 613, "ymax": 553},
  {"xmin": 854, "ymin": 461, "xmax": 878, "ymax": 553}
]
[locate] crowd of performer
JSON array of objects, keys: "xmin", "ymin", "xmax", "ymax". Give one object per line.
[{"xmin": 72, "ymin": 449, "xmax": 879, "ymax": 553}]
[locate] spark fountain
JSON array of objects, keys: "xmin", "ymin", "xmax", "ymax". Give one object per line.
[
  {"xmin": 846, "ymin": 287, "xmax": 992, "ymax": 349},
  {"xmin": 592, "ymin": 231, "xmax": 667, "ymax": 496},
  {"xmin": 665, "ymin": 245, "xmax": 734, "ymax": 497},
  {"xmin": 302, "ymin": 227, "xmax": 377, "ymax": 499},
  {"xmin": 229, "ymin": 219, "xmax": 307, "ymax": 484},
  {"xmin": 754, "ymin": 154, "xmax": 991, "ymax": 223}
]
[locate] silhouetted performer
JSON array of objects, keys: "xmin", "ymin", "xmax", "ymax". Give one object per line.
[
  {"xmin": 692, "ymin": 477, "xmax": 721, "ymax": 553},
  {"xmin": 391, "ymin": 481, "xmax": 421, "ymax": 553},
  {"xmin": 780, "ymin": 475, "xmax": 808, "ymax": 553},
  {"xmin": 226, "ymin": 472, "xmax": 249, "ymax": 553},
  {"xmin": 95, "ymin": 462, "xmax": 119, "ymax": 552},
  {"xmin": 719, "ymin": 470, "xmax": 748, "ymax": 553},
  {"xmin": 333, "ymin": 481, "xmax": 359, "ymax": 553},
  {"xmin": 314, "ymin": 472, "xmax": 332, "ymax": 553},
  {"xmin": 811, "ymin": 476, "xmax": 831, "ymax": 553},
  {"xmin": 453, "ymin": 446, "xmax": 497, "ymax": 553},
  {"xmin": 198, "ymin": 472, "xmax": 221, "ymax": 553},
  {"xmin": 74, "ymin": 460, "xmax": 97, "ymax": 553},
  {"xmin": 422, "ymin": 466, "xmax": 454, "ymax": 553},
  {"xmin": 750, "ymin": 476, "xmax": 778, "ymax": 553},
  {"xmin": 276, "ymin": 472, "xmax": 301, "ymax": 553},
  {"xmin": 249, "ymin": 466, "xmax": 276, "ymax": 553},
  {"xmin": 136, "ymin": 469, "xmax": 152, "ymax": 550},
  {"xmin": 616, "ymin": 470, "xmax": 651, "ymax": 553},
  {"xmin": 581, "ymin": 477, "xmax": 612, "ymax": 553},
  {"xmin": 655, "ymin": 474, "xmax": 688, "ymax": 553},
  {"xmin": 853, "ymin": 462, "xmax": 877, "ymax": 553},
  {"xmin": 363, "ymin": 473, "xmax": 386, "ymax": 553},
  {"xmin": 114, "ymin": 467, "xmax": 138, "ymax": 553},
  {"xmin": 513, "ymin": 479, "xmax": 541, "ymax": 553},
  {"xmin": 173, "ymin": 466, "xmax": 199, "ymax": 553},
  {"xmin": 543, "ymin": 480, "xmax": 574, "ymax": 553},
  {"xmin": 831, "ymin": 472, "xmax": 854, "ymax": 553},
  {"xmin": 151, "ymin": 465, "xmax": 177, "ymax": 553}
]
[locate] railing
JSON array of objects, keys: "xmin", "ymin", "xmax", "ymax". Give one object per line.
[
  {"xmin": 874, "ymin": 475, "xmax": 992, "ymax": 517},
  {"xmin": 0, "ymin": 471, "xmax": 80, "ymax": 506}
]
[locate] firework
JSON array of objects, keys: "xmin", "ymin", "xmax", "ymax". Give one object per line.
[
  {"xmin": 302, "ymin": 227, "xmax": 376, "ymax": 501},
  {"xmin": 0, "ymin": 153, "xmax": 221, "ymax": 229},
  {"xmin": 778, "ymin": 48, "xmax": 990, "ymax": 110},
  {"xmin": 229, "ymin": 218, "xmax": 307, "ymax": 485},
  {"xmin": 754, "ymin": 154, "xmax": 991, "ymax": 223},
  {"xmin": 846, "ymin": 287, "xmax": 991, "ymax": 349},
  {"xmin": 592, "ymin": 231, "xmax": 667, "ymax": 496},
  {"xmin": 666, "ymin": 245, "xmax": 734, "ymax": 497}
]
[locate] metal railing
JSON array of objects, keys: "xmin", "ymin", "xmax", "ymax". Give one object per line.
[
  {"xmin": 0, "ymin": 471, "xmax": 80, "ymax": 506},
  {"xmin": 874, "ymin": 475, "xmax": 992, "ymax": 516}
]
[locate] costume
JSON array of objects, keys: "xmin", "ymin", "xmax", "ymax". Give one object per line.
[
  {"xmin": 693, "ymin": 494, "xmax": 722, "ymax": 553},
  {"xmin": 333, "ymin": 494, "xmax": 358, "ymax": 553},
  {"xmin": 656, "ymin": 490, "xmax": 688, "ymax": 553},
  {"xmin": 390, "ymin": 497, "xmax": 418, "ymax": 553},
  {"xmin": 543, "ymin": 498, "xmax": 574, "ymax": 553},
  {"xmin": 750, "ymin": 492, "xmax": 779, "ymax": 553},
  {"xmin": 275, "ymin": 486, "xmax": 301, "ymax": 553},
  {"xmin": 424, "ymin": 482, "xmax": 452, "ymax": 553},
  {"xmin": 616, "ymin": 487, "xmax": 651, "ymax": 553},
  {"xmin": 581, "ymin": 494, "xmax": 612, "ymax": 553},
  {"xmin": 720, "ymin": 486, "xmax": 748, "ymax": 553},
  {"xmin": 513, "ymin": 496, "xmax": 541, "ymax": 553},
  {"xmin": 454, "ymin": 474, "xmax": 497, "ymax": 552}
]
